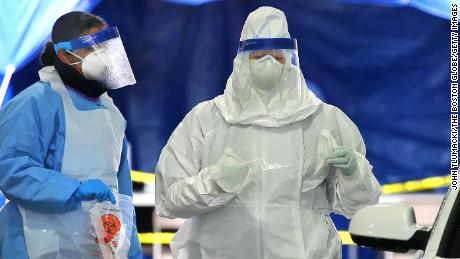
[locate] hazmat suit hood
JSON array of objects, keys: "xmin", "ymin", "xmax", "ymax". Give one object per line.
[{"xmin": 214, "ymin": 6, "xmax": 322, "ymax": 127}]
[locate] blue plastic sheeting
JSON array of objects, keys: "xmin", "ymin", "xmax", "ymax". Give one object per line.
[
  {"xmin": 0, "ymin": 0, "xmax": 101, "ymax": 74},
  {"xmin": 167, "ymin": 0, "xmax": 454, "ymax": 20},
  {"xmin": 339, "ymin": 0, "xmax": 452, "ymax": 20},
  {"xmin": 3, "ymin": 82, "xmax": 13, "ymax": 106},
  {"xmin": 0, "ymin": 192, "xmax": 4, "ymax": 208},
  {"xmin": 10, "ymin": 0, "xmax": 449, "ymax": 186},
  {"xmin": 163, "ymin": 0, "xmax": 221, "ymax": 6},
  {"xmin": 0, "ymin": 73, "xmax": 15, "ymax": 107}
]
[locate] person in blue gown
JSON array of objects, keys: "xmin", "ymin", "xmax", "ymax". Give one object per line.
[{"xmin": 0, "ymin": 11, "xmax": 142, "ymax": 258}]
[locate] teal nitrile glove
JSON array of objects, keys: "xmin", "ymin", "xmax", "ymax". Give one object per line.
[
  {"xmin": 73, "ymin": 179, "xmax": 116, "ymax": 204},
  {"xmin": 326, "ymin": 146, "xmax": 357, "ymax": 176}
]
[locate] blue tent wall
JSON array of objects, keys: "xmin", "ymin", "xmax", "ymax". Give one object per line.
[{"xmin": 9, "ymin": 0, "xmax": 449, "ymax": 184}]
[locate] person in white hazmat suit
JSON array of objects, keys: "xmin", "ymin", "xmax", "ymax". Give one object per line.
[{"xmin": 155, "ymin": 6, "xmax": 382, "ymax": 259}]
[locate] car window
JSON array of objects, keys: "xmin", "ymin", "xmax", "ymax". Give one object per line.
[
  {"xmin": 423, "ymin": 190, "xmax": 458, "ymax": 258},
  {"xmin": 436, "ymin": 191, "xmax": 460, "ymax": 258}
]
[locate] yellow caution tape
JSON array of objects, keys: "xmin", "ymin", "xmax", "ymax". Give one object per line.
[
  {"xmin": 131, "ymin": 170, "xmax": 155, "ymax": 184},
  {"xmin": 339, "ymin": 231, "xmax": 355, "ymax": 245},
  {"xmin": 382, "ymin": 175, "xmax": 451, "ymax": 194},
  {"xmin": 138, "ymin": 231, "xmax": 355, "ymax": 245},
  {"xmin": 131, "ymin": 170, "xmax": 451, "ymax": 195},
  {"xmin": 138, "ymin": 232, "xmax": 174, "ymax": 245}
]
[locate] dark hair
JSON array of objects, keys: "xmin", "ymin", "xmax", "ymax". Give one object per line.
[{"xmin": 40, "ymin": 11, "xmax": 107, "ymax": 66}]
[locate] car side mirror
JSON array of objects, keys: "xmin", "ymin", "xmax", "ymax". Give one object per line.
[{"xmin": 349, "ymin": 204, "xmax": 431, "ymax": 253}]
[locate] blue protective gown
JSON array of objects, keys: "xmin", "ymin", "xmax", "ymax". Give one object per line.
[{"xmin": 0, "ymin": 81, "xmax": 142, "ymax": 258}]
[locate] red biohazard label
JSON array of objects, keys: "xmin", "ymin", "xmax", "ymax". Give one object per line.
[{"xmin": 95, "ymin": 213, "xmax": 121, "ymax": 246}]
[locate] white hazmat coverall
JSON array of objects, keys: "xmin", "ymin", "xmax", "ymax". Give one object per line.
[{"xmin": 156, "ymin": 6, "xmax": 382, "ymax": 259}]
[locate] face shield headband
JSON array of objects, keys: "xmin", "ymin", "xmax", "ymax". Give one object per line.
[
  {"xmin": 54, "ymin": 27, "xmax": 119, "ymax": 54},
  {"xmin": 238, "ymin": 37, "xmax": 297, "ymax": 51}
]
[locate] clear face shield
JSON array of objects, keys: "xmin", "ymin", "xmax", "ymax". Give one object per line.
[
  {"xmin": 235, "ymin": 38, "xmax": 301, "ymax": 96},
  {"xmin": 54, "ymin": 27, "xmax": 136, "ymax": 89}
]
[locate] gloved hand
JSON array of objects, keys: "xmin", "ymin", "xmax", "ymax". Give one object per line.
[
  {"xmin": 326, "ymin": 146, "xmax": 357, "ymax": 176},
  {"xmin": 210, "ymin": 149, "xmax": 250, "ymax": 194},
  {"xmin": 73, "ymin": 179, "xmax": 116, "ymax": 204}
]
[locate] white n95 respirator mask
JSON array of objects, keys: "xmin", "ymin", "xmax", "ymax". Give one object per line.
[
  {"xmin": 249, "ymin": 55, "xmax": 285, "ymax": 91},
  {"xmin": 67, "ymin": 50, "xmax": 109, "ymax": 82}
]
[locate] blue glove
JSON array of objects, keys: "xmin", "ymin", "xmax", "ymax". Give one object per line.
[
  {"xmin": 326, "ymin": 146, "xmax": 357, "ymax": 176},
  {"xmin": 73, "ymin": 179, "xmax": 116, "ymax": 204}
]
